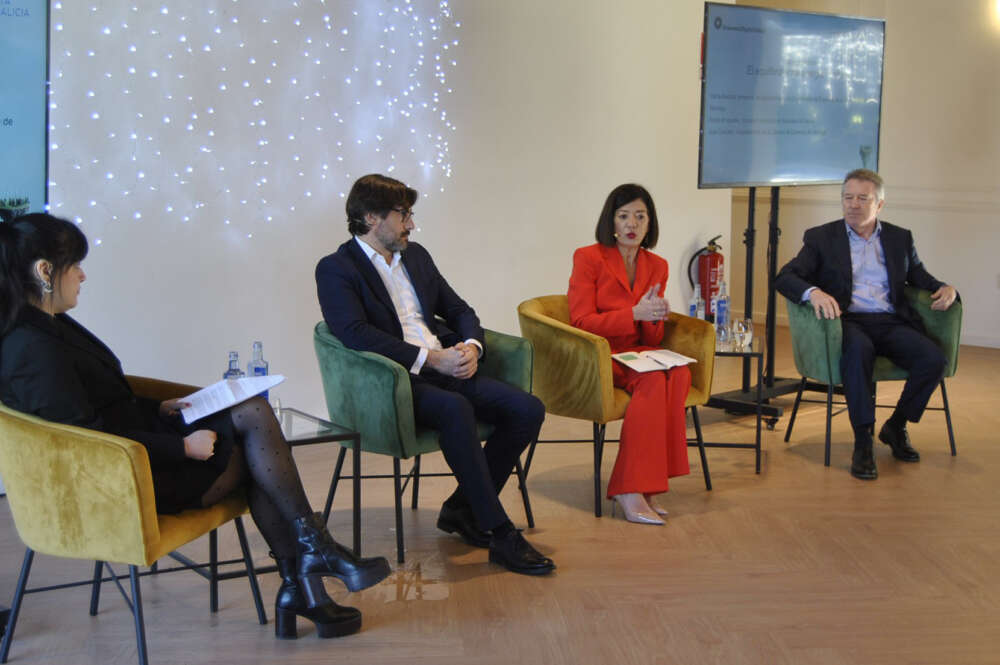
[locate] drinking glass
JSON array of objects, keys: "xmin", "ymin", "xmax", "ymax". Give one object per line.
[
  {"xmin": 731, "ymin": 318, "xmax": 754, "ymax": 350},
  {"xmin": 715, "ymin": 324, "xmax": 732, "ymax": 352}
]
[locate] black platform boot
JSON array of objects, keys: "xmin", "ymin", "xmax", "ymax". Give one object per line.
[
  {"xmin": 274, "ymin": 557, "xmax": 362, "ymax": 639},
  {"xmin": 293, "ymin": 512, "xmax": 391, "ymax": 600}
]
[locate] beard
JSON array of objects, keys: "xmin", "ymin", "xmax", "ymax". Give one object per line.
[{"xmin": 377, "ymin": 228, "xmax": 409, "ymax": 253}]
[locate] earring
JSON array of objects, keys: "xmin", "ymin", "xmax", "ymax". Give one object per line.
[
  {"xmin": 613, "ymin": 232, "xmax": 619, "ymax": 238},
  {"xmin": 41, "ymin": 281, "xmax": 53, "ymax": 294}
]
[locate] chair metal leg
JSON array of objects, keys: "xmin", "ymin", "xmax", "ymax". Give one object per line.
[
  {"xmin": 593, "ymin": 423, "xmax": 606, "ymax": 517},
  {"xmin": 209, "ymin": 529, "xmax": 219, "ymax": 613},
  {"xmin": 940, "ymin": 380, "xmax": 957, "ymax": 456},
  {"xmin": 324, "ymin": 445, "xmax": 348, "ymax": 521},
  {"xmin": 392, "ymin": 458, "xmax": 405, "ymax": 564},
  {"xmin": 411, "ymin": 454, "xmax": 421, "ymax": 510},
  {"xmin": 89, "ymin": 560, "xmax": 104, "ymax": 616},
  {"xmin": 514, "ymin": 458, "xmax": 535, "ymax": 528},
  {"xmin": 784, "ymin": 377, "xmax": 807, "ymax": 442},
  {"xmin": 1, "ymin": 548, "xmax": 34, "ymax": 664},
  {"xmin": 523, "ymin": 438, "xmax": 538, "ymax": 477},
  {"xmin": 824, "ymin": 383, "xmax": 833, "ymax": 467},
  {"xmin": 233, "ymin": 517, "xmax": 267, "ymax": 625},
  {"xmin": 128, "ymin": 565, "xmax": 149, "ymax": 665},
  {"xmin": 353, "ymin": 443, "xmax": 361, "ymax": 557},
  {"xmin": 691, "ymin": 406, "xmax": 712, "ymax": 491}
]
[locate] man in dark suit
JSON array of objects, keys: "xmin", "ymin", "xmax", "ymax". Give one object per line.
[
  {"xmin": 315, "ymin": 174, "xmax": 554, "ymax": 575},
  {"xmin": 775, "ymin": 169, "xmax": 958, "ymax": 480}
]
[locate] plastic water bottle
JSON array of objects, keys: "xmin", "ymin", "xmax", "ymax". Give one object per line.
[
  {"xmin": 247, "ymin": 341, "xmax": 270, "ymax": 400},
  {"xmin": 713, "ymin": 280, "xmax": 730, "ymax": 347},
  {"xmin": 713, "ymin": 279, "xmax": 730, "ymax": 331},
  {"xmin": 689, "ymin": 286, "xmax": 705, "ymax": 320},
  {"xmin": 223, "ymin": 351, "xmax": 245, "ymax": 379}
]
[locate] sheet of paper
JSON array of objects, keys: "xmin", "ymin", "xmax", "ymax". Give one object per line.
[
  {"xmin": 612, "ymin": 352, "xmax": 668, "ymax": 373},
  {"xmin": 646, "ymin": 348, "xmax": 697, "ymax": 369},
  {"xmin": 180, "ymin": 374, "xmax": 285, "ymax": 424},
  {"xmin": 612, "ymin": 350, "xmax": 697, "ymax": 373}
]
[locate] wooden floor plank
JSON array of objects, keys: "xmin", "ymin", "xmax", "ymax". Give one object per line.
[{"xmin": 1, "ymin": 327, "xmax": 997, "ymax": 664}]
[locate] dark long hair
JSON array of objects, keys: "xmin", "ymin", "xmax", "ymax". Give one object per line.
[
  {"xmin": 0, "ymin": 213, "xmax": 89, "ymax": 334},
  {"xmin": 594, "ymin": 183, "xmax": 659, "ymax": 249}
]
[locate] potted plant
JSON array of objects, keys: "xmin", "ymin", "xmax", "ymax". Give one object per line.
[{"xmin": 0, "ymin": 196, "xmax": 30, "ymax": 222}]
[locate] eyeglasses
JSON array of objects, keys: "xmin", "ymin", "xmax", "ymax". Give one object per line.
[{"xmin": 392, "ymin": 207, "xmax": 415, "ymax": 221}]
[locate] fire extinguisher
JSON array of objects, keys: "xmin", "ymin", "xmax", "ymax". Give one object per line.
[{"xmin": 687, "ymin": 235, "xmax": 724, "ymax": 319}]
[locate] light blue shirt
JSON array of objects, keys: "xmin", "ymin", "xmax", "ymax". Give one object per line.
[
  {"xmin": 845, "ymin": 221, "xmax": 894, "ymax": 314},
  {"xmin": 801, "ymin": 221, "xmax": 894, "ymax": 313}
]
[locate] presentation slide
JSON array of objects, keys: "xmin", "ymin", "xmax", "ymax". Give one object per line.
[
  {"xmin": 699, "ymin": 3, "xmax": 884, "ymax": 188},
  {"xmin": 0, "ymin": 0, "xmax": 47, "ymax": 221}
]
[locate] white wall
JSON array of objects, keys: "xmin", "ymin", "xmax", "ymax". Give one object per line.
[
  {"xmin": 48, "ymin": 1, "xmax": 731, "ymax": 416},
  {"xmin": 730, "ymin": 0, "xmax": 1000, "ymax": 348}
]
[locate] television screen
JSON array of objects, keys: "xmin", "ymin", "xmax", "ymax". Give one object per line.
[
  {"xmin": 698, "ymin": 3, "xmax": 885, "ymax": 188},
  {"xmin": 0, "ymin": 0, "xmax": 48, "ymax": 221}
]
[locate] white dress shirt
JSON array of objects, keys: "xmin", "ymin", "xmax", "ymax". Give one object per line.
[{"xmin": 356, "ymin": 237, "xmax": 481, "ymax": 374}]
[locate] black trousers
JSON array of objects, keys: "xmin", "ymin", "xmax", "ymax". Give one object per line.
[
  {"xmin": 410, "ymin": 370, "xmax": 545, "ymax": 531},
  {"xmin": 839, "ymin": 313, "xmax": 946, "ymax": 429}
]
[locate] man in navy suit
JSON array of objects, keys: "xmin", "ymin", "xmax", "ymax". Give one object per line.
[
  {"xmin": 316, "ymin": 174, "xmax": 554, "ymax": 575},
  {"xmin": 776, "ymin": 169, "xmax": 958, "ymax": 480}
]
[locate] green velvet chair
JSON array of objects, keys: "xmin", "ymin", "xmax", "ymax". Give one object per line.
[
  {"xmin": 783, "ymin": 287, "xmax": 962, "ymax": 465},
  {"xmin": 516, "ymin": 295, "xmax": 716, "ymax": 517},
  {"xmin": 0, "ymin": 377, "xmax": 266, "ymax": 665},
  {"xmin": 313, "ymin": 322, "xmax": 536, "ymax": 564}
]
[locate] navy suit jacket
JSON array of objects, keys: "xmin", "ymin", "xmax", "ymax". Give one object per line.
[
  {"xmin": 315, "ymin": 238, "xmax": 485, "ymax": 369},
  {"xmin": 775, "ymin": 219, "xmax": 945, "ymax": 328}
]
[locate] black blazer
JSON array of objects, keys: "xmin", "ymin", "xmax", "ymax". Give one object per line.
[
  {"xmin": 775, "ymin": 219, "xmax": 946, "ymax": 328},
  {"xmin": 315, "ymin": 238, "xmax": 484, "ymax": 368},
  {"xmin": 0, "ymin": 306, "xmax": 187, "ymax": 463}
]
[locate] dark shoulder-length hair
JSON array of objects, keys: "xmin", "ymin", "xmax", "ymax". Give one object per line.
[
  {"xmin": 345, "ymin": 174, "xmax": 419, "ymax": 236},
  {"xmin": 594, "ymin": 183, "xmax": 658, "ymax": 249},
  {"xmin": 0, "ymin": 213, "xmax": 89, "ymax": 334}
]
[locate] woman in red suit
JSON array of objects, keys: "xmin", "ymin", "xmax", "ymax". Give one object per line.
[{"xmin": 568, "ymin": 184, "xmax": 691, "ymax": 525}]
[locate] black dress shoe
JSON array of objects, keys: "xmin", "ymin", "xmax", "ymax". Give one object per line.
[
  {"xmin": 488, "ymin": 530, "xmax": 556, "ymax": 576},
  {"xmin": 850, "ymin": 445, "xmax": 878, "ymax": 480},
  {"xmin": 879, "ymin": 423, "xmax": 920, "ymax": 462},
  {"xmin": 437, "ymin": 503, "xmax": 491, "ymax": 548}
]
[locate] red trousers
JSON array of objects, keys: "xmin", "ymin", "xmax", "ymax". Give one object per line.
[{"xmin": 606, "ymin": 359, "xmax": 691, "ymax": 498}]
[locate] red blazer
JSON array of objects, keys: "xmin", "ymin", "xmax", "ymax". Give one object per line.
[{"xmin": 568, "ymin": 243, "xmax": 668, "ymax": 353}]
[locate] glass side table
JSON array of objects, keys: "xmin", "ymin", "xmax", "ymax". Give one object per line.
[
  {"xmin": 702, "ymin": 337, "xmax": 765, "ymax": 473},
  {"xmin": 277, "ymin": 406, "xmax": 363, "ymax": 556}
]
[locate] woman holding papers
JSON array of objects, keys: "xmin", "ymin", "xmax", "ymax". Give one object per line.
[
  {"xmin": 568, "ymin": 184, "xmax": 691, "ymax": 525},
  {"xmin": 0, "ymin": 214, "xmax": 389, "ymax": 639}
]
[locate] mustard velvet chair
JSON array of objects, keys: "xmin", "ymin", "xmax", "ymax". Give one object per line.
[
  {"xmin": 0, "ymin": 376, "xmax": 266, "ymax": 665},
  {"xmin": 517, "ymin": 295, "xmax": 716, "ymax": 517},
  {"xmin": 783, "ymin": 287, "xmax": 962, "ymax": 465},
  {"xmin": 313, "ymin": 322, "xmax": 536, "ymax": 564}
]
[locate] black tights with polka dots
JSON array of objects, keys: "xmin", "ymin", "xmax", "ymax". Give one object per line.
[{"xmin": 199, "ymin": 396, "xmax": 311, "ymax": 558}]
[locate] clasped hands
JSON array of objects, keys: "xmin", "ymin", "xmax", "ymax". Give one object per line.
[
  {"xmin": 427, "ymin": 341, "xmax": 479, "ymax": 379},
  {"xmin": 159, "ymin": 398, "xmax": 216, "ymax": 461},
  {"xmin": 808, "ymin": 284, "xmax": 957, "ymax": 319},
  {"xmin": 633, "ymin": 283, "xmax": 671, "ymax": 322}
]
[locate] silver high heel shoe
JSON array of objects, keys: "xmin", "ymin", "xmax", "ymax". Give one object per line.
[
  {"xmin": 643, "ymin": 494, "xmax": 669, "ymax": 517},
  {"xmin": 612, "ymin": 494, "xmax": 664, "ymax": 525}
]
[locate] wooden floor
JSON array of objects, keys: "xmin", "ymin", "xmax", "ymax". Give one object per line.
[{"xmin": 2, "ymin": 327, "xmax": 998, "ymax": 665}]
